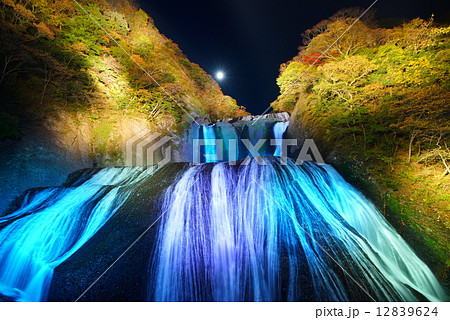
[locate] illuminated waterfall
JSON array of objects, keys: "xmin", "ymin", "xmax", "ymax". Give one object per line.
[
  {"xmin": 0, "ymin": 166, "xmax": 155, "ymax": 301},
  {"xmin": 149, "ymin": 158, "xmax": 447, "ymax": 302},
  {"xmin": 199, "ymin": 119, "xmax": 290, "ymax": 163},
  {"xmin": 202, "ymin": 125, "xmax": 218, "ymax": 163},
  {"xmin": 273, "ymin": 121, "xmax": 290, "ymax": 157},
  {"xmin": 0, "ymin": 116, "xmax": 446, "ymax": 302}
]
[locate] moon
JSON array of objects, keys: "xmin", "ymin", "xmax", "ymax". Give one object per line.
[{"xmin": 215, "ymin": 71, "xmax": 225, "ymax": 81}]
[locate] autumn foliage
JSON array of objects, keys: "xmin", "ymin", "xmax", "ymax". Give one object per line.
[
  {"xmin": 301, "ymin": 52, "xmax": 324, "ymax": 65},
  {"xmin": 0, "ymin": 0, "xmax": 247, "ymax": 139},
  {"xmin": 274, "ymin": 9, "xmax": 450, "ymax": 273},
  {"xmin": 274, "ymin": 11, "xmax": 450, "ymax": 172}
]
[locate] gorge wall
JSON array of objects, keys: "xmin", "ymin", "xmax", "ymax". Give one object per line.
[{"xmin": 0, "ymin": 0, "xmax": 247, "ymax": 212}]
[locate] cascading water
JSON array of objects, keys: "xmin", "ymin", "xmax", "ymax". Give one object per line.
[
  {"xmin": 0, "ymin": 166, "xmax": 155, "ymax": 301},
  {"xmin": 202, "ymin": 125, "xmax": 218, "ymax": 163},
  {"xmin": 149, "ymin": 158, "xmax": 447, "ymax": 302},
  {"xmin": 273, "ymin": 121, "xmax": 290, "ymax": 157},
  {"xmin": 197, "ymin": 119, "xmax": 290, "ymax": 163},
  {"xmin": 0, "ymin": 115, "xmax": 446, "ymax": 302}
]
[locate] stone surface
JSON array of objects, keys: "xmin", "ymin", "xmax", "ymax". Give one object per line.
[
  {"xmin": 47, "ymin": 162, "xmax": 190, "ymax": 302},
  {"xmin": 0, "ymin": 111, "xmax": 155, "ymax": 214}
]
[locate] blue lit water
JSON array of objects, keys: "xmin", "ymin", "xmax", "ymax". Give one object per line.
[
  {"xmin": 202, "ymin": 125, "xmax": 218, "ymax": 163},
  {"xmin": 273, "ymin": 121, "xmax": 290, "ymax": 157},
  {"xmin": 0, "ymin": 167, "xmax": 155, "ymax": 301},
  {"xmin": 0, "ymin": 119, "xmax": 446, "ymax": 302},
  {"xmin": 199, "ymin": 120, "xmax": 290, "ymax": 163},
  {"xmin": 149, "ymin": 158, "xmax": 447, "ymax": 301}
]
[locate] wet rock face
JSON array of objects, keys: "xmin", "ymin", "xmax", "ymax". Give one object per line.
[
  {"xmin": 0, "ymin": 112, "xmax": 155, "ymax": 214},
  {"xmin": 217, "ymin": 112, "xmax": 290, "ymax": 123},
  {"xmin": 177, "ymin": 112, "xmax": 291, "ymax": 163},
  {"xmin": 0, "ymin": 126, "xmax": 91, "ymax": 214},
  {"xmin": 0, "ymin": 111, "xmax": 289, "ymax": 214},
  {"xmin": 47, "ymin": 162, "xmax": 190, "ymax": 302},
  {"xmin": 0, "ymin": 292, "xmax": 15, "ymax": 302}
]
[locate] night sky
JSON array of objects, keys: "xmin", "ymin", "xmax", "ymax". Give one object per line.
[{"xmin": 139, "ymin": 0, "xmax": 450, "ymax": 115}]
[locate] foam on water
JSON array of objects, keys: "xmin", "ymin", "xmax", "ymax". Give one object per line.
[
  {"xmin": 149, "ymin": 158, "xmax": 446, "ymax": 302},
  {"xmin": 0, "ymin": 166, "xmax": 155, "ymax": 301}
]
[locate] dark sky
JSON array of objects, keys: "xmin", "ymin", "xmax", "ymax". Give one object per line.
[{"xmin": 138, "ymin": 0, "xmax": 450, "ymax": 115}]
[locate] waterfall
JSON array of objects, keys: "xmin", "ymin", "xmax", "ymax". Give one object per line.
[
  {"xmin": 149, "ymin": 158, "xmax": 446, "ymax": 302},
  {"xmin": 273, "ymin": 121, "xmax": 290, "ymax": 157},
  {"xmin": 0, "ymin": 166, "xmax": 155, "ymax": 301},
  {"xmin": 0, "ymin": 114, "xmax": 446, "ymax": 302},
  {"xmin": 198, "ymin": 119, "xmax": 289, "ymax": 163},
  {"xmin": 202, "ymin": 125, "xmax": 218, "ymax": 163}
]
